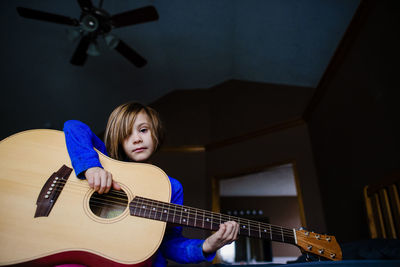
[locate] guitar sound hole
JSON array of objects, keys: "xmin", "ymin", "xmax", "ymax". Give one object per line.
[{"xmin": 89, "ymin": 189, "xmax": 128, "ymax": 219}]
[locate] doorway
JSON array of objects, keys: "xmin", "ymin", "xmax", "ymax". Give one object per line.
[{"xmin": 213, "ymin": 161, "xmax": 305, "ymax": 264}]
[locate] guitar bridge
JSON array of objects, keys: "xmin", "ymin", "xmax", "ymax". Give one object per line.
[{"xmin": 34, "ymin": 165, "xmax": 72, "ymax": 217}]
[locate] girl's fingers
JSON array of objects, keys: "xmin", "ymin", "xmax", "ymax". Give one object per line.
[
  {"xmin": 113, "ymin": 180, "xmax": 121, "ymax": 190},
  {"xmin": 104, "ymin": 172, "xmax": 112, "ymax": 193}
]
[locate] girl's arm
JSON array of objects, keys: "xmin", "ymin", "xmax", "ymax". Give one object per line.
[
  {"xmin": 158, "ymin": 178, "xmax": 238, "ymax": 264},
  {"xmin": 157, "ymin": 178, "xmax": 216, "ymax": 264},
  {"xmin": 63, "ymin": 120, "xmax": 107, "ymax": 178},
  {"xmin": 63, "ymin": 120, "xmax": 120, "ymax": 193}
]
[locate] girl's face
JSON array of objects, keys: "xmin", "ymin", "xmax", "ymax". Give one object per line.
[{"xmin": 122, "ymin": 111, "xmax": 155, "ymax": 162}]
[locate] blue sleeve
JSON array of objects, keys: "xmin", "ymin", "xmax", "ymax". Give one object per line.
[
  {"xmin": 63, "ymin": 120, "xmax": 108, "ymax": 179},
  {"xmin": 156, "ymin": 177, "xmax": 216, "ymax": 265}
]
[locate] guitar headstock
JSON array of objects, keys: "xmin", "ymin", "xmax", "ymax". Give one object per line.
[{"xmin": 295, "ymin": 228, "xmax": 342, "ymax": 261}]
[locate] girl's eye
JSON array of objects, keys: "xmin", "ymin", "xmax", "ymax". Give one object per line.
[{"xmin": 140, "ymin": 128, "xmax": 148, "ymax": 133}]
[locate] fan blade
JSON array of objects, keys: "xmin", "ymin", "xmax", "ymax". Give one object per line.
[
  {"xmin": 70, "ymin": 35, "xmax": 92, "ymax": 66},
  {"xmin": 115, "ymin": 40, "xmax": 147, "ymax": 67},
  {"xmin": 77, "ymin": 0, "xmax": 94, "ymax": 11},
  {"xmin": 16, "ymin": 7, "xmax": 79, "ymax": 26},
  {"xmin": 111, "ymin": 6, "xmax": 159, "ymax": 28}
]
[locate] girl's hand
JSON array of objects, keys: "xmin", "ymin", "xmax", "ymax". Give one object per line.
[
  {"xmin": 84, "ymin": 167, "xmax": 121, "ymax": 194},
  {"xmin": 202, "ymin": 221, "xmax": 239, "ymax": 255}
]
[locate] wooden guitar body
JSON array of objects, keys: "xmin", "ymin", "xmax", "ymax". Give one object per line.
[{"xmin": 0, "ymin": 129, "xmax": 171, "ymax": 266}]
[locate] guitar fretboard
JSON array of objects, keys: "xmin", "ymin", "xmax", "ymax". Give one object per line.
[{"xmin": 129, "ymin": 196, "xmax": 296, "ymax": 244}]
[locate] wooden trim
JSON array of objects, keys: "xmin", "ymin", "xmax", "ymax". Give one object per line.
[
  {"xmin": 382, "ymin": 189, "xmax": 397, "ymax": 238},
  {"xmin": 303, "ymin": 0, "xmax": 368, "ymax": 121},
  {"xmin": 211, "ymin": 176, "xmax": 220, "ymax": 213},
  {"xmin": 159, "ymin": 145, "xmax": 205, "ymax": 153},
  {"xmin": 363, "ymin": 186, "xmax": 378, "ymax": 238},
  {"xmin": 292, "ymin": 161, "xmax": 307, "ymax": 228},
  {"xmin": 160, "ymin": 118, "xmax": 305, "ymax": 153},
  {"xmin": 206, "ymin": 118, "xmax": 305, "ymax": 151},
  {"xmin": 374, "ymin": 194, "xmax": 386, "ymax": 238},
  {"xmin": 390, "ymin": 184, "xmax": 400, "ymax": 238},
  {"xmin": 367, "ymin": 172, "xmax": 400, "ymax": 195}
]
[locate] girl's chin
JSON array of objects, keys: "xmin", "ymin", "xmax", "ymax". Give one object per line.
[{"xmin": 129, "ymin": 154, "xmax": 150, "ymax": 162}]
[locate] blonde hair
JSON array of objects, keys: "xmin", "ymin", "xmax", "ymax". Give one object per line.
[{"xmin": 104, "ymin": 102, "xmax": 164, "ymax": 161}]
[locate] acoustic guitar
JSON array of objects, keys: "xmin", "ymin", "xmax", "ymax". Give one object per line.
[{"xmin": 0, "ymin": 130, "xmax": 342, "ymax": 266}]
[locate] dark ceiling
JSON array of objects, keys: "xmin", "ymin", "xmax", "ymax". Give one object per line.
[{"xmin": 1, "ymin": 0, "xmax": 360, "ymax": 139}]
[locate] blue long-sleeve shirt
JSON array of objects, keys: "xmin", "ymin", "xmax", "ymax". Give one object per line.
[{"xmin": 63, "ymin": 120, "xmax": 215, "ymax": 267}]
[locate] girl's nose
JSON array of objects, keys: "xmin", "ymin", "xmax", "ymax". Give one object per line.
[{"xmin": 132, "ymin": 132, "xmax": 142, "ymax": 143}]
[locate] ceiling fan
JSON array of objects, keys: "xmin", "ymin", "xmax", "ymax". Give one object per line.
[{"xmin": 16, "ymin": 0, "xmax": 159, "ymax": 67}]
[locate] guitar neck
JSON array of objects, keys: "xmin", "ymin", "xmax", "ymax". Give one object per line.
[{"xmin": 130, "ymin": 196, "xmax": 296, "ymax": 245}]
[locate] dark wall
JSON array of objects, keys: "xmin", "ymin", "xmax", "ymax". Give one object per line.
[
  {"xmin": 152, "ymin": 82, "xmax": 325, "ymax": 235},
  {"xmin": 308, "ymin": 0, "xmax": 400, "ymax": 242}
]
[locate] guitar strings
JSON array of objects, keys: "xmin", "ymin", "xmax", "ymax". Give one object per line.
[
  {"xmin": 46, "ymin": 179, "xmax": 296, "ymax": 237},
  {"xmin": 47, "ymin": 179, "xmax": 296, "ymax": 237},
  {"xmin": 133, "ymin": 197, "xmax": 295, "ymax": 237},
  {"xmin": 53, "ymin": 180, "xmax": 295, "ymax": 238},
  {"xmin": 129, "ymin": 203, "xmax": 295, "ymax": 240}
]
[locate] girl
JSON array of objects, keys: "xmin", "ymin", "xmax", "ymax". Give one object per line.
[{"xmin": 63, "ymin": 102, "xmax": 239, "ymax": 267}]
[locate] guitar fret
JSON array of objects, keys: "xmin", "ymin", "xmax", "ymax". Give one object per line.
[
  {"xmin": 271, "ymin": 229, "xmax": 282, "ymax": 241},
  {"xmin": 152, "ymin": 201, "xmax": 158, "ymax": 220},
  {"xmin": 182, "ymin": 207, "xmax": 188, "ymax": 225},
  {"xmin": 179, "ymin": 205, "xmax": 183, "ymax": 224},
  {"xmin": 137, "ymin": 197, "xmax": 143, "ymax": 217},
  {"xmin": 160, "ymin": 201, "xmax": 166, "ymax": 221},
  {"xmin": 143, "ymin": 200, "xmax": 149, "ymax": 218},
  {"xmin": 157, "ymin": 201, "xmax": 163, "ymax": 221},
  {"xmin": 142, "ymin": 198, "xmax": 148, "ymax": 217},
  {"xmin": 239, "ymin": 219, "xmax": 249, "ymax": 236},
  {"xmin": 172, "ymin": 204, "xmax": 177, "ymax": 224},
  {"xmin": 185, "ymin": 208, "xmax": 190, "ymax": 226},
  {"xmin": 149, "ymin": 201, "xmax": 156, "ymax": 219},
  {"xmin": 164, "ymin": 202, "xmax": 169, "ymax": 222},
  {"xmin": 132, "ymin": 198, "xmax": 139, "ymax": 216}
]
